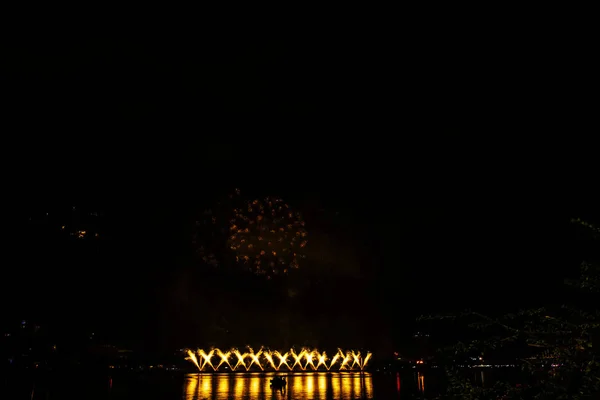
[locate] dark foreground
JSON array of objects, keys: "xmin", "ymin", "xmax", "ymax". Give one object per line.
[{"xmin": 2, "ymin": 369, "xmax": 503, "ymax": 399}]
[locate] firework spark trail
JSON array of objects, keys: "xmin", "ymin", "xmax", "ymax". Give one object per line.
[
  {"xmin": 328, "ymin": 352, "xmax": 340, "ymax": 370},
  {"xmin": 361, "ymin": 352, "xmax": 372, "ymax": 370},
  {"xmin": 316, "ymin": 351, "xmax": 328, "ymax": 370},
  {"xmin": 304, "ymin": 350, "xmax": 316, "ymax": 370},
  {"xmin": 273, "ymin": 351, "xmax": 290, "ymax": 370},
  {"xmin": 198, "ymin": 349, "xmax": 216, "ymax": 371},
  {"xmin": 185, "ymin": 349, "xmax": 200, "ymax": 370},
  {"xmin": 339, "ymin": 350, "xmax": 352, "ymax": 370},
  {"xmin": 232, "ymin": 349, "xmax": 247, "ymax": 371},
  {"xmin": 215, "ymin": 349, "xmax": 232, "ymax": 370},
  {"xmin": 263, "ymin": 351, "xmax": 277, "ymax": 370},
  {"xmin": 246, "ymin": 347, "xmax": 264, "ymax": 371},
  {"xmin": 184, "ymin": 347, "xmax": 371, "ymax": 371},
  {"xmin": 351, "ymin": 350, "xmax": 361, "ymax": 369},
  {"xmin": 290, "ymin": 349, "xmax": 307, "ymax": 370}
]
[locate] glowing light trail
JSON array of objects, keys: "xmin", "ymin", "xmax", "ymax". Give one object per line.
[
  {"xmin": 185, "ymin": 349, "xmax": 200, "ymax": 370},
  {"xmin": 274, "ymin": 351, "xmax": 290, "ymax": 370},
  {"xmin": 184, "ymin": 347, "xmax": 372, "ymax": 372},
  {"xmin": 215, "ymin": 349, "xmax": 232, "ymax": 370}
]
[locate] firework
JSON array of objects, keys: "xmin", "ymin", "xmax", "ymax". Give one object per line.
[
  {"xmin": 194, "ymin": 189, "xmax": 307, "ymax": 279},
  {"xmin": 184, "ymin": 347, "xmax": 372, "ymax": 371},
  {"xmin": 227, "ymin": 194, "xmax": 307, "ymax": 278}
]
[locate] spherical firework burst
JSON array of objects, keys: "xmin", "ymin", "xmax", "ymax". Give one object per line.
[
  {"xmin": 194, "ymin": 189, "xmax": 308, "ymax": 279},
  {"xmin": 227, "ymin": 194, "xmax": 307, "ymax": 278}
]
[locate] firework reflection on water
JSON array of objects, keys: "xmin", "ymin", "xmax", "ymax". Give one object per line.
[{"xmin": 184, "ymin": 372, "xmax": 373, "ymax": 400}]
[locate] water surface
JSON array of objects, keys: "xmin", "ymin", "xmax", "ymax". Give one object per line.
[
  {"xmin": 4, "ymin": 368, "xmax": 505, "ymax": 399},
  {"xmin": 184, "ymin": 372, "xmax": 373, "ymax": 399}
]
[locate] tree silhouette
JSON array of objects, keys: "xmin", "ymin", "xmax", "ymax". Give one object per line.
[{"xmin": 420, "ymin": 219, "xmax": 600, "ymax": 399}]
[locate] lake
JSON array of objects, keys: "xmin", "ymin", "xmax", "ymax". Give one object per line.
[{"xmin": 3, "ymin": 369, "xmax": 494, "ymax": 399}]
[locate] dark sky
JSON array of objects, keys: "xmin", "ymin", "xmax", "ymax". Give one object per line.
[{"xmin": 3, "ymin": 28, "xmax": 597, "ymax": 354}]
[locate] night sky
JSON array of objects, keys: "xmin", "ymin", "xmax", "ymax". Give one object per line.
[{"xmin": 3, "ymin": 29, "xmax": 597, "ymax": 356}]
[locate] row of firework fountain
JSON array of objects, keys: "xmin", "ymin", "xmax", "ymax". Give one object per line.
[{"xmin": 185, "ymin": 347, "xmax": 372, "ymax": 372}]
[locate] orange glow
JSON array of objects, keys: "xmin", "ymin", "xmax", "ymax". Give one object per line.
[
  {"xmin": 217, "ymin": 375, "xmax": 229, "ymax": 395},
  {"xmin": 185, "ymin": 375, "xmax": 197, "ymax": 397},
  {"xmin": 317, "ymin": 374, "xmax": 327, "ymax": 398},
  {"xmin": 306, "ymin": 374, "xmax": 315, "ymax": 392},
  {"xmin": 200, "ymin": 375, "xmax": 210, "ymax": 394}
]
